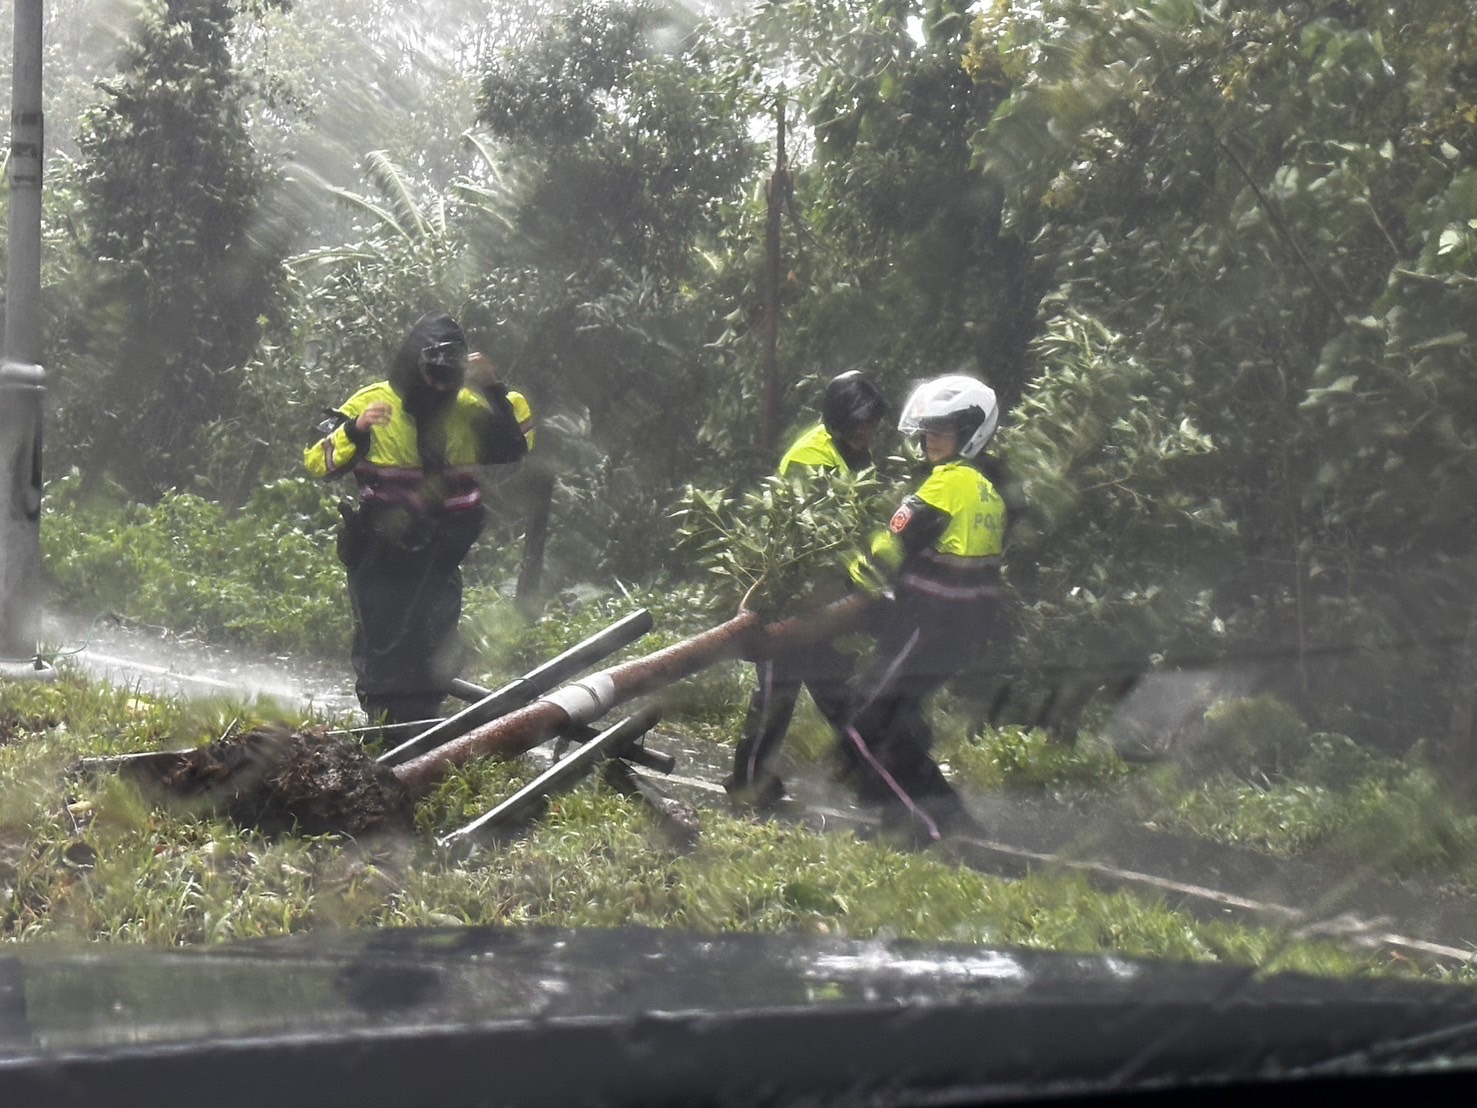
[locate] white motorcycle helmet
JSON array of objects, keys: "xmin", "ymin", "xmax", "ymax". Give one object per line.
[{"xmin": 896, "ymin": 374, "xmax": 1000, "ymax": 459}]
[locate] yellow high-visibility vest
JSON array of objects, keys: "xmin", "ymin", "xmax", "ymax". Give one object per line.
[
  {"xmin": 304, "ymin": 381, "xmax": 523, "ymax": 514},
  {"xmin": 868, "ymin": 461, "xmax": 1005, "ymax": 602},
  {"xmin": 777, "ymin": 423, "xmax": 849, "ymax": 476}
]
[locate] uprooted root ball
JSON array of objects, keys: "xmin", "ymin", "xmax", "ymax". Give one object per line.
[{"xmin": 128, "ymin": 725, "xmax": 415, "ymax": 838}]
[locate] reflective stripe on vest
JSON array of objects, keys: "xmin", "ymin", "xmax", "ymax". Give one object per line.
[{"xmin": 312, "ymin": 382, "xmax": 496, "ymax": 514}]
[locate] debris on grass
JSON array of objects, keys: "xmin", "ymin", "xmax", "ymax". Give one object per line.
[{"xmin": 115, "ymin": 724, "xmax": 415, "ymax": 838}]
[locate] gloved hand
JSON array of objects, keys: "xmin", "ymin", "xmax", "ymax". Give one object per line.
[
  {"xmin": 468, "ymin": 351, "xmax": 504, "ymax": 393},
  {"xmin": 847, "ymin": 554, "xmax": 892, "ymax": 600}
]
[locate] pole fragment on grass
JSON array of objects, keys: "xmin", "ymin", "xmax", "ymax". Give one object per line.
[{"xmin": 439, "ymin": 704, "xmax": 663, "ymax": 844}]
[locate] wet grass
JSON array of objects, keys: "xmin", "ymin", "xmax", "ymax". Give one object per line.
[
  {"xmin": 0, "ymin": 669, "xmax": 1457, "ymax": 984},
  {"xmin": 1137, "ymin": 764, "xmax": 1477, "ymax": 883},
  {"xmin": 912, "ymin": 701, "xmax": 1477, "ymax": 893}
]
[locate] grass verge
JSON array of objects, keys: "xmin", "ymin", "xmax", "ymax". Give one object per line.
[{"xmin": 0, "ymin": 670, "xmax": 1455, "ymax": 985}]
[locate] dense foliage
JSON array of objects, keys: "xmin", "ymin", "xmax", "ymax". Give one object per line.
[
  {"xmin": 970, "ymin": 0, "xmax": 1477, "ymax": 758},
  {"xmin": 53, "ymin": 0, "xmax": 293, "ymax": 497},
  {"xmin": 1, "ymin": 0, "xmax": 1473, "ymax": 774}
]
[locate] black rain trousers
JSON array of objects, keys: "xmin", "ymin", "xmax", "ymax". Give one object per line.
[{"xmin": 837, "ymin": 590, "xmax": 1000, "ymax": 842}]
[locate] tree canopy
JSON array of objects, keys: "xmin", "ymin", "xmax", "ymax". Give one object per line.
[{"xmin": 12, "ymin": 0, "xmax": 1477, "ymax": 757}]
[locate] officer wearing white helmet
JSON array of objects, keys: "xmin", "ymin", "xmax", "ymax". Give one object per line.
[{"xmin": 840, "ymin": 373, "xmax": 1008, "ymax": 843}]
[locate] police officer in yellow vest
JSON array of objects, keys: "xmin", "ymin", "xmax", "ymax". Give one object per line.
[
  {"xmin": 725, "ymin": 370, "xmax": 886, "ymax": 810},
  {"xmin": 304, "ymin": 311, "xmax": 529, "ymax": 726},
  {"xmin": 842, "ymin": 374, "xmax": 1007, "ymax": 843}
]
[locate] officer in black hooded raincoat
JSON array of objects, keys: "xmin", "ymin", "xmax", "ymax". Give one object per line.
[{"xmin": 305, "ymin": 311, "xmax": 528, "ymax": 725}]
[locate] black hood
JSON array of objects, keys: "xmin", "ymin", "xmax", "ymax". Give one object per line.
[{"xmin": 389, "ymin": 311, "xmax": 468, "ymax": 405}]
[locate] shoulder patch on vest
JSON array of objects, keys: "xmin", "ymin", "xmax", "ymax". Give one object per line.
[{"xmin": 888, "ymin": 504, "xmax": 913, "ymax": 533}]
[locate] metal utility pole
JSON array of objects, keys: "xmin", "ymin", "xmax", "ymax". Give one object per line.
[{"xmin": 1, "ymin": 0, "xmax": 51, "ymax": 677}]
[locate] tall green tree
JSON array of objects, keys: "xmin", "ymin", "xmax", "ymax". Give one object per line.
[
  {"xmin": 233, "ymin": 0, "xmax": 556, "ymax": 249},
  {"xmin": 59, "ymin": 0, "xmax": 290, "ymax": 497},
  {"xmin": 678, "ymin": 0, "xmax": 1036, "ymax": 495},
  {"xmin": 768, "ymin": 0, "xmax": 1028, "ymax": 399},
  {"xmin": 471, "ymin": 0, "xmax": 759, "ymax": 584}
]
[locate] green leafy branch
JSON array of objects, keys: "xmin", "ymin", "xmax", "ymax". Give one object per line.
[{"xmin": 671, "ymin": 463, "xmax": 906, "ymax": 618}]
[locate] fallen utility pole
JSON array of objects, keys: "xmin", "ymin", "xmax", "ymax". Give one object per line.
[
  {"xmin": 556, "ymin": 722, "xmax": 676, "ymax": 775},
  {"xmin": 75, "ymin": 609, "xmax": 659, "ymax": 790},
  {"xmin": 75, "ymin": 597, "xmax": 869, "ymax": 841},
  {"xmin": 377, "ymin": 608, "xmax": 654, "ymax": 767},
  {"xmin": 393, "ymin": 594, "xmax": 873, "ymax": 798}
]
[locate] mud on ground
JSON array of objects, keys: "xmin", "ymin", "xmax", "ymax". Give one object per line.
[{"xmin": 123, "ymin": 725, "xmax": 415, "ymax": 838}]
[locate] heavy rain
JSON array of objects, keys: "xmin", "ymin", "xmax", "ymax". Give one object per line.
[{"xmin": 4, "ymin": 0, "xmax": 1477, "ymax": 1103}]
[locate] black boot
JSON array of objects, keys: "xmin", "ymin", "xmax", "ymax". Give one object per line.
[{"xmin": 723, "ymin": 770, "xmax": 786, "ymax": 813}]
